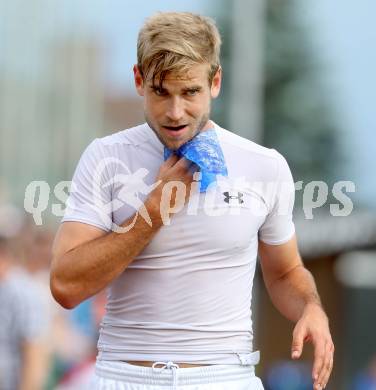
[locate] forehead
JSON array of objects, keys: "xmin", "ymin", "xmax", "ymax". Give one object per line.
[{"xmin": 148, "ymin": 63, "xmax": 210, "ymax": 88}]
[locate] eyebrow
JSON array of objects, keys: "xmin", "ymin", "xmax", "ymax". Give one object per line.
[
  {"xmin": 149, "ymin": 85, "xmax": 203, "ymax": 93},
  {"xmin": 182, "ymin": 86, "xmax": 202, "ymax": 93},
  {"xmin": 149, "ymin": 85, "xmax": 166, "ymax": 92}
]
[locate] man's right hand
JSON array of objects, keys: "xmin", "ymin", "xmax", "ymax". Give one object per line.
[
  {"xmin": 51, "ymin": 155, "xmax": 197, "ymax": 309},
  {"xmin": 146, "ymin": 154, "xmax": 197, "ymax": 224}
]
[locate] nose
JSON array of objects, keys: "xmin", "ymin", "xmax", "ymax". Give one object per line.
[{"xmin": 166, "ymin": 97, "xmax": 184, "ymax": 122}]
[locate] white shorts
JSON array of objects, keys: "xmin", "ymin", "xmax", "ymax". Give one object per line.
[{"xmin": 91, "ymin": 360, "xmax": 265, "ymax": 390}]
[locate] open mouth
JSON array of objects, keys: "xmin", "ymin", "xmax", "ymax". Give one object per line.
[
  {"xmin": 162, "ymin": 124, "xmax": 188, "ymax": 138},
  {"xmin": 163, "ymin": 125, "xmax": 187, "ymax": 131}
]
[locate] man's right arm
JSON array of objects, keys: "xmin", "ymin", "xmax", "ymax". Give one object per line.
[{"xmin": 50, "ymin": 154, "xmax": 193, "ymax": 309}]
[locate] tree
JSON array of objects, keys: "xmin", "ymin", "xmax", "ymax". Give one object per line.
[{"xmin": 263, "ymin": 0, "xmax": 341, "ymax": 187}]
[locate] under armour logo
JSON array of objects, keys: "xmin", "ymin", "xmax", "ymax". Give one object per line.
[{"xmin": 223, "ymin": 191, "xmax": 244, "ymax": 204}]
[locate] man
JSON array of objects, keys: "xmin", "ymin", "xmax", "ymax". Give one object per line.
[
  {"xmin": 51, "ymin": 12, "xmax": 334, "ymax": 390},
  {"xmin": 0, "ymin": 236, "xmax": 49, "ymax": 390}
]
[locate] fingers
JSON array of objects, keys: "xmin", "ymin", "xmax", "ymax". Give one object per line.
[
  {"xmin": 173, "ymin": 156, "xmax": 193, "ymax": 170},
  {"xmin": 163, "ymin": 155, "xmax": 192, "ymax": 173},
  {"xmin": 163, "ymin": 153, "xmax": 179, "ymax": 168},
  {"xmin": 315, "ymin": 340, "xmax": 334, "ymax": 389},
  {"xmin": 291, "ymin": 326, "xmax": 305, "ymax": 360},
  {"xmin": 291, "ymin": 308, "xmax": 334, "ymax": 390},
  {"xmin": 291, "ymin": 324, "xmax": 334, "ymax": 389},
  {"xmin": 168, "ymin": 157, "xmax": 195, "ymax": 183},
  {"xmin": 159, "ymin": 156, "xmax": 193, "ymax": 184},
  {"xmin": 311, "ymin": 336, "xmax": 326, "ymax": 389},
  {"xmin": 156, "ymin": 156, "xmax": 196, "ymax": 212},
  {"xmin": 312, "ymin": 338, "xmax": 334, "ymax": 390}
]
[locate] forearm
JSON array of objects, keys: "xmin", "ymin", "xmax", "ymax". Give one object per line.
[
  {"xmin": 266, "ymin": 264, "xmax": 323, "ymax": 323},
  {"xmin": 259, "ymin": 238, "xmax": 333, "ymax": 388},
  {"xmin": 51, "ymin": 200, "xmax": 163, "ymax": 308}
]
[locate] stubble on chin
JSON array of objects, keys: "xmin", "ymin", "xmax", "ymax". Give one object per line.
[
  {"xmin": 144, "ymin": 114, "xmax": 166, "ymax": 147},
  {"xmin": 144, "ymin": 112, "xmax": 211, "ymax": 150}
]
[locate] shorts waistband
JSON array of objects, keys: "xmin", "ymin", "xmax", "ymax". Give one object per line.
[{"xmin": 95, "ymin": 358, "xmax": 258, "ymax": 387}]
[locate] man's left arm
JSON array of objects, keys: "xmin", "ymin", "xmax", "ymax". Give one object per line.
[{"xmin": 258, "ymin": 234, "xmax": 334, "ymax": 390}]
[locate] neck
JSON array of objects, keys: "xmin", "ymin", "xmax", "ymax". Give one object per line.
[{"xmin": 201, "ymin": 119, "xmax": 214, "ymax": 132}]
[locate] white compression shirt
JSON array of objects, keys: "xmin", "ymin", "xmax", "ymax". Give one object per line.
[{"xmin": 62, "ymin": 122, "xmax": 295, "ymax": 365}]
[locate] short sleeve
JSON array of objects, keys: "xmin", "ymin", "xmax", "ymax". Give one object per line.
[
  {"xmin": 62, "ymin": 139, "xmax": 113, "ymax": 232},
  {"xmin": 258, "ymin": 150, "xmax": 296, "ymax": 245}
]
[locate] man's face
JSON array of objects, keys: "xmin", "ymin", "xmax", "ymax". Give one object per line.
[{"xmin": 134, "ymin": 63, "xmax": 221, "ymax": 150}]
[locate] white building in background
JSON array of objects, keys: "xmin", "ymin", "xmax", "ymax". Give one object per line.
[
  {"xmin": 0, "ymin": 0, "xmax": 266, "ymax": 207},
  {"xmin": 0, "ymin": 0, "xmax": 105, "ymax": 205}
]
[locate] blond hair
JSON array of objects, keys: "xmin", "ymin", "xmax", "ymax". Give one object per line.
[{"xmin": 137, "ymin": 12, "xmax": 222, "ymax": 86}]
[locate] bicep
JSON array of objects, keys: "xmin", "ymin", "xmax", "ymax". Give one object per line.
[{"xmin": 258, "ymin": 234, "xmax": 303, "ymax": 287}]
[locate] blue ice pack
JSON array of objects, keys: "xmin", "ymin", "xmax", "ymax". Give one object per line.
[{"xmin": 163, "ymin": 128, "xmax": 228, "ymax": 192}]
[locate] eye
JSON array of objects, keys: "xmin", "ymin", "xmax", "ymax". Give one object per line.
[
  {"xmin": 186, "ymin": 89, "xmax": 199, "ymax": 96},
  {"xmin": 153, "ymin": 87, "xmax": 167, "ymax": 96}
]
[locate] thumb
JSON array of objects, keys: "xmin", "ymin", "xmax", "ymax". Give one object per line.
[{"xmin": 291, "ymin": 327, "xmax": 305, "ymax": 359}]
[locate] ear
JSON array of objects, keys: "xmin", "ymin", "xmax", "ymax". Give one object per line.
[
  {"xmin": 210, "ymin": 67, "xmax": 222, "ymax": 99},
  {"xmin": 133, "ymin": 65, "xmax": 145, "ymax": 96}
]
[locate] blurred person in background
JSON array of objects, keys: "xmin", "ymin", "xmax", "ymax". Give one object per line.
[
  {"xmin": 0, "ymin": 235, "xmax": 49, "ymax": 390},
  {"xmin": 17, "ymin": 224, "xmax": 98, "ymax": 389},
  {"xmin": 53, "ymin": 290, "xmax": 107, "ymax": 390},
  {"xmin": 51, "ymin": 11, "xmax": 333, "ymax": 390}
]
